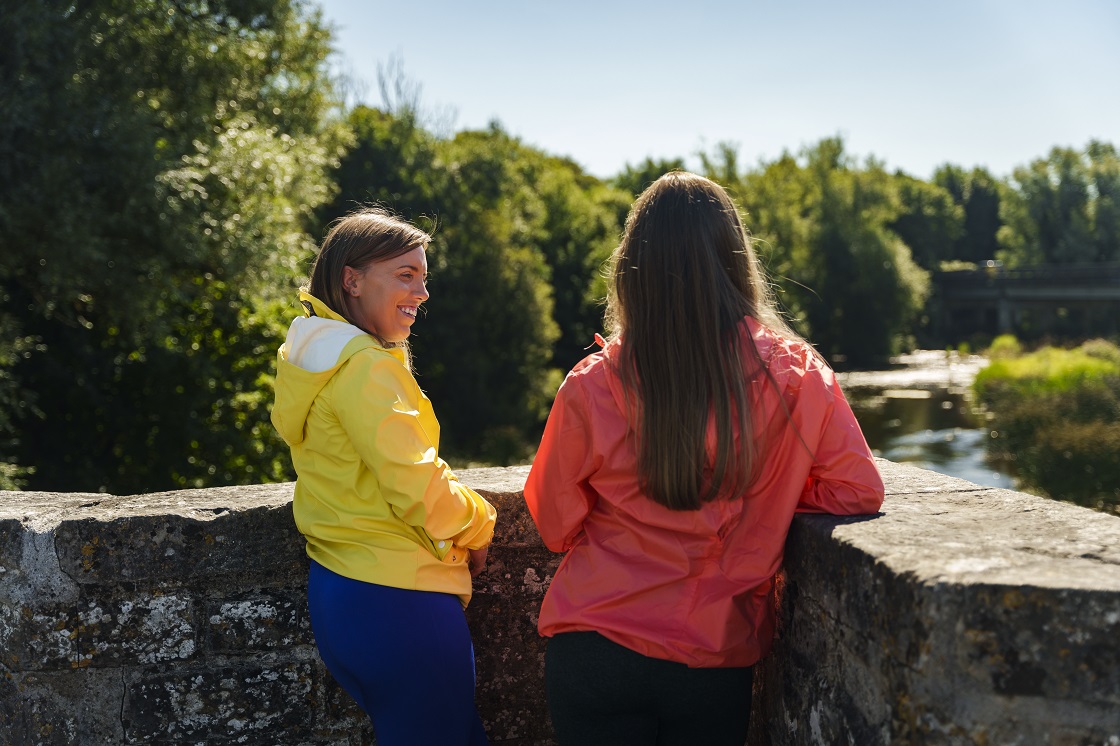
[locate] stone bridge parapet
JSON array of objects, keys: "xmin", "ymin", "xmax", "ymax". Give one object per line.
[{"xmin": 1, "ymin": 461, "xmax": 1118, "ymax": 744}]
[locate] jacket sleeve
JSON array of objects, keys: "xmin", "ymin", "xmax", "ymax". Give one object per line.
[
  {"xmin": 334, "ymin": 352, "xmax": 496, "ymax": 554},
  {"xmin": 796, "ymin": 366, "xmax": 885, "ymax": 515},
  {"xmin": 524, "ymin": 375, "xmax": 598, "ymax": 552}
]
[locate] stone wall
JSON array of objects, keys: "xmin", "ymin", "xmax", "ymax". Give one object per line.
[
  {"xmin": 1, "ymin": 461, "xmax": 1118, "ymax": 744},
  {"xmin": 751, "ymin": 461, "xmax": 1120, "ymax": 745}
]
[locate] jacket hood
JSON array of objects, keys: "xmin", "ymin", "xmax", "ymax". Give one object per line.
[{"xmin": 271, "ymin": 291, "xmax": 392, "ymax": 447}]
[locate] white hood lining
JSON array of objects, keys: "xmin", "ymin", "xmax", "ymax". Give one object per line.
[{"xmin": 284, "ymin": 316, "xmax": 367, "ymax": 373}]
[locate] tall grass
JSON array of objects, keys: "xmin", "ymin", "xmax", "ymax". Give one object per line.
[{"xmin": 974, "ymin": 338, "xmax": 1120, "ymax": 514}]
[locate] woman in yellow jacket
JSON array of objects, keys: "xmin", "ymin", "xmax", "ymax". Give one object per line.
[{"xmin": 272, "ymin": 208, "xmax": 496, "ymax": 745}]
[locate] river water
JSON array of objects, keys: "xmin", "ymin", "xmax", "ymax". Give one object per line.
[{"xmin": 837, "ymin": 350, "xmax": 1017, "ymax": 489}]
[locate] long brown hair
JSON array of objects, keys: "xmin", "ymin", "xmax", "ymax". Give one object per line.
[
  {"xmin": 606, "ymin": 172, "xmax": 798, "ymax": 510},
  {"xmin": 305, "ymin": 207, "xmax": 431, "ymax": 352}
]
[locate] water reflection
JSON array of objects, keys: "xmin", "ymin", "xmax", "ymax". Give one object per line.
[{"xmin": 840, "ymin": 354, "xmax": 1016, "ymax": 489}]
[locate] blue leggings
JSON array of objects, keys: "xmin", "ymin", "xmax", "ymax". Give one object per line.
[{"xmin": 307, "ymin": 560, "xmax": 488, "ymax": 745}]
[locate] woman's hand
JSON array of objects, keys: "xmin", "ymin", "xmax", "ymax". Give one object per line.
[{"xmin": 468, "ymin": 545, "xmax": 489, "ymax": 577}]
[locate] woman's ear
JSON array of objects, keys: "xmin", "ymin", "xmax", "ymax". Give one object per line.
[{"xmin": 342, "ymin": 266, "xmax": 361, "ymax": 297}]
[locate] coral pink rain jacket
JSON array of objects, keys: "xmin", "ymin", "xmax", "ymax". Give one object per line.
[{"xmin": 524, "ymin": 318, "xmax": 884, "ymax": 668}]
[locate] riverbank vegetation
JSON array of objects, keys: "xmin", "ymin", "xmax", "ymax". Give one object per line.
[
  {"xmin": 974, "ymin": 336, "xmax": 1120, "ymax": 514},
  {"xmin": 2, "ymin": 0, "xmax": 1120, "ymax": 492}
]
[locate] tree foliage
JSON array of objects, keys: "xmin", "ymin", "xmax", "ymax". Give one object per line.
[
  {"xmin": 0, "ymin": 0, "xmax": 341, "ymax": 491},
  {"xmin": 412, "ymin": 126, "xmax": 561, "ymax": 463},
  {"xmin": 932, "ymin": 165, "xmax": 1003, "ymax": 264},
  {"xmin": 319, "ymin": 105, "xmax": 441, "ymax": 230},
  {"xmin": 321, "ymin": 111, "xmax": 629, "ymax": 463},
  {"xmin": 998, "ymin": 142, "xmax": 1120, "ymax": 266},
  {"xmin": 974, "ymin": 339, "xmax": 1120, "ymax": 514},
  {"xmin": 613, "ymin": 157, "xmax": 688, "ymax": 198},
  {"xmin": 706, "ymin": 138, "xmax": 929, "ymax": 367},
  {"xmin": 534, "ymin": 161, "xmax": 630, "ymax": 372},
  {"xmin": 890, "ymin": 174, "xmax": 964, "ymax": 270}
]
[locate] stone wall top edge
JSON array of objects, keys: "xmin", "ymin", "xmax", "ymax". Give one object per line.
[
  {"xmin": 457, "ymin": 465, "xmax": 532, "ymax": 495},
  {"xmin": 1, "ymin": 461, "xmax": 1011, "ymax": 511},
  {"xmin": 0, "ymin": 483, "xmax": 297, "ymax": 524},
  {"xmin": 118, "ymin": 482, "xmax": 296, "ymax": 504},
  {"xmin": 0, "ymin": 491, "xmax": 110, "ymax": 517},
  {"xmin": 795, "ymin": 494, "xmax": 1120, "ymax": 593},
  {"xmin": 8, "ymin": 465, "xmax": 1119, "ymax": 595},
  {"xmin": 875, "ymin": 458, "xmax": 999, "ymax": 495}
]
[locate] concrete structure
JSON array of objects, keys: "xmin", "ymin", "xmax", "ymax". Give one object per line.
[
  {"xmin": 1, "ymin": 461, "xmax": 1118, "ymax": 744},
  {"xmin": 929, "ymin": 263, "xmax": 1120, "ymax": 342}
]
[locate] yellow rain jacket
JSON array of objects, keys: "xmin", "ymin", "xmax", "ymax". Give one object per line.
[{"xmin": 271, "ymin": 292, "xmax": 496, "ymax": 606}]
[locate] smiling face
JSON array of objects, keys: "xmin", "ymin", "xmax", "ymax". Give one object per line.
[{"xmin": 342, "ymin": 245, "xmax": 429, "ymax": 343}]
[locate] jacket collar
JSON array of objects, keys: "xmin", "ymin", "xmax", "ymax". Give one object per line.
[
  {"xmin": 299, "ymin": 290, "xmax": 349, "ymax": 324},
  {"xmin": 295, "ymin": 290, "xmax": 410, "ymax": 364}
]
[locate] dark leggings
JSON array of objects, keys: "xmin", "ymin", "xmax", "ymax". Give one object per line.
[
  {"xmin": 307, "ymin": 560, "xmax": 488, "ymax": 746},
  {"xmin": 545, "ymin": 631, "xmax": 753, "ymax": 746}
]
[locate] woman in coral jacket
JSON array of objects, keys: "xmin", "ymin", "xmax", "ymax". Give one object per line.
[
  {"xmin": 272, "ymin": 208, "xmax": 496, "ymax": 746},
  {"xmin": 524, "ymin": 172, "xmax": 884, "ymax": 746}
]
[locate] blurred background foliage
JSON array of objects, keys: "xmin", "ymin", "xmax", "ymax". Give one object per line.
[
  {"xmin": 974, "ymin": 337, "xmax": 1120, "ymax": 514},
  {"xmin": 1, "ymin": 0, "xmax": 1118, "ymax": 493}
]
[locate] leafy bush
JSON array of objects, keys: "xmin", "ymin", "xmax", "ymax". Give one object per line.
[
  {"xmin": 974, "ymin": 344, "xmax": 1120, "ymax": 514},
  {"xmin": 1024, "ymin": 420, "xmax": 1120, "ymax": 512},
  {"xmin": 1078, "ymin": 338, "xmax": 1120, "ymax": 366},
  {"xmin": 986, "ymin": 334, "xmax": 1022, "ymax": 360},
  {"xmin": 975, "ymin": 347, "xmax": 1118, "ymax": 399}
]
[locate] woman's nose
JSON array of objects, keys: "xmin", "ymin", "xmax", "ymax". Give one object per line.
[{"xmin": 415, "ymin": 279, "xmax": 430, "ymax": 302}]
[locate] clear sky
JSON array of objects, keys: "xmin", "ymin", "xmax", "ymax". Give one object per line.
[{"xmin": 314, "ymin": 0, "xmax": 1120, "ymax": 181}]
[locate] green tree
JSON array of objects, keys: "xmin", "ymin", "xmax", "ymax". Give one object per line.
[
  {"xmin": 998, "ymin": 142, "xmax": 1120, "ymax": 266},
  {"xmin": 614, "ymin": 157, "xmax": 688, "ymax": 198},
  {"xmin": 933, "ymin": 165, "xmax": 1003, "ymax": 264},
  {"xmin": 411, "ymin": 125, "xmax": 561, "ymax": 463},
  {"xmin": 890, "ymin": 173, "xmax": 964, "ymax": 270},
  {"xmin": 0, "ymin": 311, "xmax": 37, "ymax": 489},
  {"xmin": 323, "ymin": 111, "xmax": 564, "ymax": 462},
  {"xmin": 319, "ymin": 105, "xmax": 443, "ymax": 232},
  {"xmin": 324, "ymin": 100, "xmax": 629, "ymax": 462},
  {"xmin": 1088, "ymin": 141, "xmax": 1120, "ymax": 263},
  {"xmin": 533, "ymin": 159, "xmax": 629, "ymax": 372},
  {"xmin": 0, "ymin": 0, "xmax": 341, "ymax": 492},
  {"xmin": 801, "ymin": 143, "xmax": 929, "ymax": 366},
  {"xmin": 723, "ymin": 139, "xmax": 928, "ymax": 367}
]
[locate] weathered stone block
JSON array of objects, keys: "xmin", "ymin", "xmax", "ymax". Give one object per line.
[
  {"xmin": 0, "ymin": 667, "xmax": 126, "ymax": 745},
  {"xmin": 0, "ymin": 518, "xmax": 24, "ymax": 576},
  {"xmin": 0, "ymin": 493, "xmax": 101, "ymax": 609},
  {"xmin": 55, "ymin": 499, "xmax": 304, "ymax": 586},
  {"xmin": 123, "ymin": 662, "xmax": 315, "ymax": 742},
  {"xmin": 312, "ymin": 663, "xmax": 374, "ymax": 745},
  {"xmin": 205, "ymin": 588, "xmax": 313, "ymax": 653},
  {"xmin": 951, "ymin": 585, "xmax": 1120, "ymax": 704},
  {"xmin": 469, "ymin": 556, "xmax": 558, "ymax": 744},
  {"xmin": 1, "ymin": 591, "xmax": 197, "ymax": 671}
]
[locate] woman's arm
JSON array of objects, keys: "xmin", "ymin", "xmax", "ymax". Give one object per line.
[
  {"xmin": 335, "ymin": 352, "xmax": 496, "ymax": 554},
  {"xmin": 795, "ymin": 367, "xmax": 885, "ymax": 515},
  {"xmin": 524, "ymin": 376, "xmax": 598, "ymax": 552}
]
